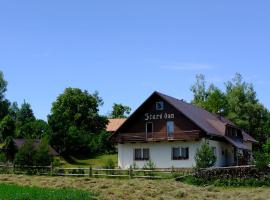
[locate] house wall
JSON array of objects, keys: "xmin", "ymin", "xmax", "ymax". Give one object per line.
[
  {"xmin": 118, "ymin": 139, "xmax": 235, "ymax": 169},
  {"xmin": 208, "ymin": 140, "xmax": 234, "ymax": 167}
]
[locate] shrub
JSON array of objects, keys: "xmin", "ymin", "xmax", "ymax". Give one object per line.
[
  {"xmin": 14, "ymin": 139, "xmax": 53, "ymax": 167},
  {"xmin": 14, "ymin": 140, "xmax": 36, "ymax": 166},
  {"xmin": 34, "ymin": 139, "xmax": 53, "ymax": 166},
  {"xmin": 143, "ymin": 160, "xmax": 156, "ymax": 178},
  {"xmin": 0, "ymin": 153, "xmax": 7, "ymax": 164},
  {"xmin": 254, "ymin": 138, "xmax": 270, "ymax": 171},
  {"xmin": 143, "ymin": 160, "xmax": 156, "ymax": 170},
  {"xmin": 254, "ymin": 151, "xmax": 270, "ymax": 171},
  {"xmin": 195, "ymin": 141, "xmax": 216, "ymax": 168}
]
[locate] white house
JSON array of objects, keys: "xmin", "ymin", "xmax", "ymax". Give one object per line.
[{"xmin": 109, "ymin": 91, "xmax": 257, "ymax": 169}]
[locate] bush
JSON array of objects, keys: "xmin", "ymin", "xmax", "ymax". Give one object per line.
[
  {"xmin": 143, "ymin": 160, "xmax": 156, "ymax": 178},
  {"xmin": 195, "ymin": 141, "xmax": 216, "ymax": 168},
  {"xmin": 34, "ymin": 139, "xmax": 53, "ymax": 166},
  {"xmin": 254, "ymin": 151, "xmax": 270, "ymax": 171},
  {"xmin": 14, "ymin": 140, "xmax": 36, "ymax": 166},
  {"xmin": 14, "ymin": 139, "xmax": 53, "ymax": 169},
  {"xmin": 254, "ymin": 138, "xmax": 270, "ymax": 170},
  {"xmin": 0, "ymin": 153, "xmax": 7, "ymax": 164}
]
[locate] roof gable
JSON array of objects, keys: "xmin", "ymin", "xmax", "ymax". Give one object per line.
[{"xmin": 115, "ymin": 91, "xmax": 256, "ymax": 143}]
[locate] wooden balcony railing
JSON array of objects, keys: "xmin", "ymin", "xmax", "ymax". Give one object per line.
[{"xmin": 116, "ymin": 130, "xmax": 201, "ymax": 142}]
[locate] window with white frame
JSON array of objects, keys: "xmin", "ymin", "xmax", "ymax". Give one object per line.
[
  {"xmin": 134, "ymin": 148, "xmax": 150, "ymax": 161},
  {"xmin": 172, "ymin": 147, "xmax": 189, "ymax": 160}
]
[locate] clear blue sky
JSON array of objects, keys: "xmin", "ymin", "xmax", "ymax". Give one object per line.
[{"xmin": 0, "ymin": 1, "xmax": 270, "ymax": 120}]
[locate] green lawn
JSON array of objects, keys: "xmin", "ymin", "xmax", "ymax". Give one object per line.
[
  {"xmin": 60, "ymin": 154, "xmax": 117, "ymax": 168},
  {"xmin": 0, "ymin": 183, "xmax": 97, "ymax": 200}
]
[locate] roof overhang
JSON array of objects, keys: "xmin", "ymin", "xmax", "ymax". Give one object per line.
[{"xmin": 224, "ymin": 136, "xmax": 251, "ymax": 150}]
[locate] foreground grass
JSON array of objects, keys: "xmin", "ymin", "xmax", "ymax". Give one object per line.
[
  {"xmin": 0, "ymin": 184, "xmax": 96, "ymax": 200},
  {"xmin": 0, "ymin": 174, "xmax": 270, "ymax": 200},
  {"xmin": 61, "ymin": 154, "xmax": 117, "ymax": 168}
]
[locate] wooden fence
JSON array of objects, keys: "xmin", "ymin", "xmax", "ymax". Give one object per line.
[{"xmin": 0, "ymin": 164, "xmax": 194, "ymax": 179}]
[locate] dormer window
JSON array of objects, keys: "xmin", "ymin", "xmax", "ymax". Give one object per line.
[{"xmin": 156, "ymin": 101, "xmax": 164, "ymax": 110}]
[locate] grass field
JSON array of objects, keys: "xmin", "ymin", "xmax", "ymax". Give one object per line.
[
  {"xmin": 0, "ymin": 174, "xmax": 270, "ymax": 200},
  {"xmin": 0, "ymin": 183, "xmax": 97, "ymax": 200},
  {"xmin": 61, "ymin": 154, "xmax": 117, "ymax": 168}
]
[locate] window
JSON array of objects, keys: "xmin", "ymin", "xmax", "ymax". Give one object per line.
[
  {"xmin": 167, "ymin": 121, "xmax": 174, "ymax": 138},
  {"xmin": 146, "ymin": 122, "xmax": 153, "ymax": 133},
  {"xmin": 134, "ymin": 148, "xmax": 150, "ymax": 161},
  {"xmin": 212, "ymin": 147, "xmax": 217, "ymax": 156},
  {"xmin": 156, "ymin": 101, "xmax": 164, "ymax": 110},
  {"xmin": 172, "ymin": 147, "xmax": 189, "ymax": 160}
]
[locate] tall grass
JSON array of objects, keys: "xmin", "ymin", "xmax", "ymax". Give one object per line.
[{"xmin": 0, "ymin": 184, "xmax": 97, "ymax": 200}]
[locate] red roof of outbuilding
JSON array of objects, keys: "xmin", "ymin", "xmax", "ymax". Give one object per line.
[{"xmin": 106, "ymin": 118, "xmax": 127, "ymax": 132}]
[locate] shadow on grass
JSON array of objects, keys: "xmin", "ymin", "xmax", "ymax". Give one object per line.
[{"xmin": 62, "ymin": 155, "xmax": 89, "ymax": 166}]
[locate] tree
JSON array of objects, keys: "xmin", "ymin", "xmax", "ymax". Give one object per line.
[
  {"xmin": 254, "ymin": 138, "xmax": 270, "ymax": 170},
  {"xmin": 15, "ymin": 101, "xmax": 36, "ymax": 138},
  {"xmin": 190, "ymin": 73, "xmax": 270, "ymax": 146},
  {"xmin": 48, "ymin": 88, "xmax": 108, "ymax": 155},
  {"xmin": 0, "ymin": 71, "xmax": 7, "ymax": 101},
  {"xmin": 225, "ymin": 73, "xmax": 269, "ymax": 144},
  {"xmin": 4, "ymin": 136, "xmax": 16, "ymax": 160},
  {"xmin": 204, "ymin": 84, "xmax": 227, "ymax": 114},
  {"xmin": 14, "ymin": 140, "xmax": 36, "ymax": 166},
  {"xmin": 0, "ymin": 114, "xmax": 15, "ymax": 142},
  {"xmin": 190, "ymin": 74, "xmax": 208, "ymax": 108},
  {"xmin": 14, "ymin": 139, "xmax": 52, "ymax": 166},
  {"xmin": 195, "ymin": 141, "xmax": 216, "ymax": 168},
  {"xmin": 34, "ymin": 139, "xmax": 53, "ymax": 166},
  {"xmin": 110, "ymin": 103, "xmax": 131, "ymax": 118}
]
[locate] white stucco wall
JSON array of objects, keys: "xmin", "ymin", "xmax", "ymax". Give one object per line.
[
  {"xmin": 208, "ymin": 140, "xmax": 234, "ymax": 167},
  {"xmin": 118, "ymin": 139, "xmax": 235, "ymax": 169}
]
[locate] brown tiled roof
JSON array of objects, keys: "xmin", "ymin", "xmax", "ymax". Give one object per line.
[
  {"xmin": 13, "ymin": 139, "xmax": 59, "ymax": 156},
  {"xmin": 114, "ymin": 91, "xmax": 257, "ymax": 145},
  {"xmin": 107, "ymin": 118, "xmax": 127, "ymax": 132},
  {"xmin": 156, "ymin": 92, "xmax": 257, "ymax": 143}
]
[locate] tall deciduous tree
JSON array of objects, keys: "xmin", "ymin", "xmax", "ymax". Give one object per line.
[
  {"xmin": 0, "ymin": 71, "xmax": 9, "ymax": 121},
  {"xmin": 190, "ymin": 73, "xmax": 270, "ymax": 146},
  {"xmin": 190, "ymin": 74, "xmax": 208, "ymax": 108},
  {"xmin": 225, "ymin": 73, "xmax": 269, "ymax": 144},
  {"xmin": 109, "ymin": 103, "xmax": 131, "ymax": 118},
  {"xmin": 48, "ymin": 88, "xmax": 108, "ymax": 155},
  {"xmin": 0, "ymin": 71, "xmax": 7, "ymax": 101},
  {"xmin": 0, "ymin": 114, "xmax": 15, "ymax": 142},
  {"xmin": 15, "ymin": 101, "xmax": 36, "ymax": 138}
]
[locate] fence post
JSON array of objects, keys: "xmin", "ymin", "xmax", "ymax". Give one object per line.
[
  {"xmin": 50, "ymin": 162, "xmax": 53, "ymax": 176},
  {"xmin": 129, "ymin": 167, "xmax": 132, "ymax": 179},
  {"xmin": 89, "ymin": 166, "xmax": 93, "ymax": 177},
  {"xmin": 13, "ymin": 163, "xmax": 15, "ymax": 174}
]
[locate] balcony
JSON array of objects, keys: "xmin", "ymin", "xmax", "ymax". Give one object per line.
[{"xmin": 115, "ymin": 130, "xmax": 201, "ymax": 143}]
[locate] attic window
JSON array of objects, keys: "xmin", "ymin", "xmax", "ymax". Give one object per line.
[{"xmin": 156, "ymin": 101, "xmax": 164, "ymax": 110}]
